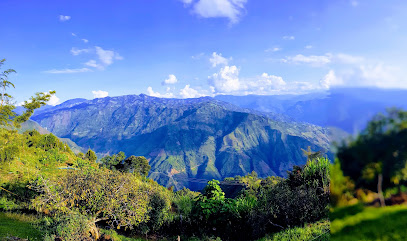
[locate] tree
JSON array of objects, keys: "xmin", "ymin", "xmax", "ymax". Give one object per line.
[
  {"xmin": 114, "ymin": 155, "xmax": 151, "ymax": 177},
  {"xmin": 30, "ymin": 168, "xmax": 151, "ymax": 239},
  {"xmin": 85, "ymin": 149, "xmax": 97, "ymax": 162},
  {"xmin": 0, "ymin": 58, "xmax": 55, "ymax": 127},
  {"xmin": 100, "ymin": 151, "xmax": 126, "ymax": 170},
  {"xmin": 337, "ymin": 108, "xmax": 407, "ymax": 206}
]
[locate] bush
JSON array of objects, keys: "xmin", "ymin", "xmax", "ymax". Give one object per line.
[{"xmin": 38, "ymin": 212, "xmax": 93, "ymax": 241}]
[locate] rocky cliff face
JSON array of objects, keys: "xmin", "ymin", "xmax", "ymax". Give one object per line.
[{"xmin": 32, "ymin": 94, "xmax": 332, "ymax": 190}]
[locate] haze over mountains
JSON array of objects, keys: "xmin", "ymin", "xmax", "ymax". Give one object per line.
[{"xmin": 19, "ymin": 87, "xmax": 406, "ymax": 189}]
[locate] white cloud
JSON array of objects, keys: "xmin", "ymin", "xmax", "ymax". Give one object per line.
[
  {"xmin": 84, "ymin": 60, "xmax": 104, "ymax": 70},
  {"xmin": 305, "ymin": 45, "xmax": 313, "ymax": 49},
  {"xmin": 82, "ymin": 39, "xmax": 89, "ymax": 43},
  {"xmin": 283, "ymin": 36, "xmax": 295, "ymax": 40},
  {"xmin": 95, "ymin": 46, "xmax": 123, "ymax": 66},
  {"xmin": 186, "ymin": 0, "xmax": 248, "ymax": 24},
  {"xmin": 180, "ymin": 85, "xmax": 204, "ymax": 98},
  {"xmin": 321, "ymin": 63, "xmax": 404, "ymax": 89},
  {"xmin": 162, "ymin": 74, "xmax": 178, "ymax": 85},
  {"xmin": 146, "ymin": 87, "xmax": 162, "ymax": 97},
  {"xmin": 265, "ymin": 47, "xmax": 281, "ymax": 52},
  {"xmin": 71, "ymin": 33, "xmax": 77, "ymax": 37},
  {"xmin": 320, "ymin": 70, "xmax": 342, "ymax": 89},
  {"xmin": 59, "ymin": 15, "xmax": 71, "ymax": 22},
  {"xmin": 43, "ymin": 68, "xmax": 92, "ymax": 74},
  {"xmin": 335, "ymin": 53, "xmax": 364, "ymax": 64},
  {"xmin": 70, "ymin": 47, "xmax": 90, "ymax": 56},
  {"xmin": 92, "ymin": 90, "xmax": 109, "ymax": 98},
  {"xmin": 209, "ymin": 65, "xmax": 241, "ymax": 93},
  {"xmin": 281, "ymin": 54, "xmax": 332, "ymax": 66},
  {"xmin": 209, "ymin": 52, "xmax": 230, "ymax": 67},
  {"xmin": 48, "ymin": 94, "xmax": 61, "ymax": 106},
  {"xmin": 282, "ymin": 53, "xmax": 365, "ymax": 66}
]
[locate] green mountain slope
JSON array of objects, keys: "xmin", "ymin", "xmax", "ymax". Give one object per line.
[
  {"xmin": 32, "ymin": 95, "xmax": 332, "ymax": 189},
  {"xmin": 19, "ymin": 120, "xmax": 84, "ymax": 154}
]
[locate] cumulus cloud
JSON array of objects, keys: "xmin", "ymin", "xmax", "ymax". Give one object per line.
[
  {"xmin": 59, "ymin": 15, "xmax": 71, "ymax": 22},
  {"xmin": 162, "ymin": 74, "xmax": 178, "ymax": 85},
  {"xmin": 209, "ymin": 65, "xmax": 241, "ymax": 93},
  {"xmin": 247, "ymin": 73, "xmax": 286, "ymax": 93},
  {"xmin": 92, "ymin": 90, "xmax": 109, "ymax": 98},
  {"xmin": 184, "ymin": 0, "xmax": 248, "ymax": 24},
  {"xmin": 43, "ymin": 68, "xmax": 92, "ymax": 74},
  {"xmin": 146, "ymin": 87, "xmax": 162, "ymax": 97},
  {"xmin": 209, "ymin": 52, "xmax": 230, "ymax": 67},
  {"xmin": 320, "ymin": 70, "xmax": 342, "ymax": 89},
  {"xmin": 305, "ymin": 45, "xmax": 313, "ymax": 49},
  {"xmin": 48, "ymin": 94, "xmax": 61, "ymax": 106},
  {"xmin": 82, "ymin": 39, "xmax": 89, "ymax": 43},
  {"xmin": 180, "ymin": 85, "xmax": 204, "ymax": 98},
  {"xmin": 283, "ymin": 36, "xmax": 295, "ymax": 40}
]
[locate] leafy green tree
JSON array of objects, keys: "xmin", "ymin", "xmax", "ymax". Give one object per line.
[
  {"xmin": 0, "ymin": 58, "xmax": 55, "ymax": 127},
  {"xmin": 100, "ymin": 151, "xmax": 126, "ymax": 170},
  {"xmin": 30, "ymin": 168, "xmax": 150, "ymax": 240},
  {"xmin": 114, "ymin": 155, "xmax": 151, "ymax": 177},
  {"xmin": 337, "ymin": 108, "xmax": 407, "ymax": 206},
  {"xmin": 85, "ymin": 148, "xmax": 97, "ymax": 162}
]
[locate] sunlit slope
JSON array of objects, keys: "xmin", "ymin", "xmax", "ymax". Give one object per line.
[{"xmin": 32, "ymin": 95, "xmax": 332, "ymax": 189}]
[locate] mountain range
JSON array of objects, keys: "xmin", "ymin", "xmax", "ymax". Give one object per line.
[
  {"xmin": 27, "ymin": 94, "xmax": 331, "ymax": 190},
  {"xmin": 19, "ymin": 87, "xmax": 405, "ymax": 189}
]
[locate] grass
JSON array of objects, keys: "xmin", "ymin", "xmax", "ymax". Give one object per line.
[
  {"xmin": 331, "ymin": 204, "xmax": 407, "ymax": 241},
  {"xmin": 258, "ymin": 220, "xmax": 330, "ymax": 241},
  {"xmin": 0, "ymin": 212, "xmax": 43, "ymax": 240}
]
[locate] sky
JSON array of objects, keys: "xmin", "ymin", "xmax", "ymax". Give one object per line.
[{"xmin": 1, "ymin": 0, "xmax": 407, "ymax": 105}]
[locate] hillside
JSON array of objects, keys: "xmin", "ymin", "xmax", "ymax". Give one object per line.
[
  {"xmin": 18, "ymin": 119, "xmax": 84, "ymax": 154},
  {"xmin": 216, "ymin": 87, "xmax": 407, "ymax": 133},
  {"xmin": 30, "ymin": 94, "xmax": 332, "ymax": 189}
]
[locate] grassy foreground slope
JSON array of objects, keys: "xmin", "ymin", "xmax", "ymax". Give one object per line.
[
  {"xmin": 331, "ymin": 204, "xmax": 407, "ymax": 241},
  {"xmin": 0, "ymin": 212, "xmax": 43, "ymax": 240}
]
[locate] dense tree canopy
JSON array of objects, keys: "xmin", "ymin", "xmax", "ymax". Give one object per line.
[{"xmin": 337, "ymin": 108, "xmax": 407, "ymax": 206}]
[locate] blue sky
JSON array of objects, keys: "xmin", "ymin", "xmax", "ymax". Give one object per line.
[{"xmin": 1, "ymin": 0, "xmax": 406, "ymax": 105}]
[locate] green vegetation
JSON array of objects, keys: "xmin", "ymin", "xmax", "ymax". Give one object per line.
[
  {"xmin": 331, "ymin": 204, "xmax": 407, "ymax": 241},
  {"xmin": 0, "ymin": 212, "xmax": 43, "ymax": 240},
  {"xmin": 0, "ymin": 59, "xmax": 330, "ymax": 240},
  {"xmin": 331, "ymin": 109, "xmax": 407, "ymax": 240},
  {"xmin": 259, "ymin": 220, "xmax": 330, "ymax": 241}
]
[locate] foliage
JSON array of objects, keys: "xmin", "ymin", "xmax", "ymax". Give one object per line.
[
  {"xmin": 38, "ymin": 212, "xmax": 93, "ymax": 241},
  {"xmin": 30, "ymin": 168, "xmax": 151, "ymax": 239},
  {"xmin": 330, "ymin": 159, "xmax": 355, "ymax": 207},
  {"xmin": 337, "ymin": 108, "xmax": 407, "ymax": 194},
  {"xmin": 101, "ymin": 153, "xmax": 151, "ymax": 177},
  {"xmin": 259, "ymin": 220, "xmax": 330, "ymax": 241},
  {"xmin": 100, "ymin": 151, "xmax": 126, "ymax": 170},
  {"xmin": 330, "ymin": 204, "xmax": 407, "ymax": 241},
  {"xmin": 85, "ymin": 149, "xmax": 97, "ymax": 162},
  {"xmin": 0, "ymin": 58, "xmax": 55, "ymax": 128}
]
